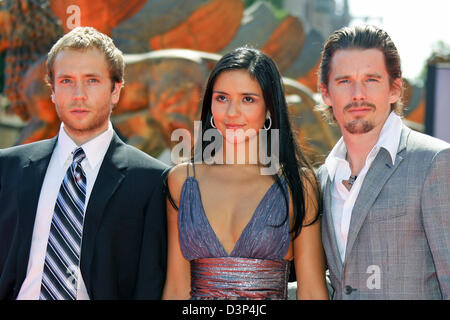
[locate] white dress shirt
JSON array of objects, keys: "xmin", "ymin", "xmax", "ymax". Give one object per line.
[
  {"xmin": 17, "ymin": 122, "xmax": 114, "ymax": 300},
  {"xmin": 324, "ymin": 112, "xmax": 403, "ymax": 263}
]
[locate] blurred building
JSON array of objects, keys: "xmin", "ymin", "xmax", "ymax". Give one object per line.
[{"xmin": 284, "ymin": 0, "xmax": 351, "ymax": 39}]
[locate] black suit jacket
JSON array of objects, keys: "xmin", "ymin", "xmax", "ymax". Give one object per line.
[{"xmin": 0, "ymin": 132, "xmax": 168, "ymax": 299}]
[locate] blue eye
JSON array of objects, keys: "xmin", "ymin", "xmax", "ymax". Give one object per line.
[{"xmin": 60, "ymin": 79, "xmax": 71, "ymax": 84}]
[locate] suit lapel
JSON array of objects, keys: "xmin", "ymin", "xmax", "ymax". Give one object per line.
[
  {"xmin": 321, "ymin": 170, "xmax": 343, "ymax": 278},
  {"xmin": 344, "ymin": 127, "xmax": 410, "ymax": 263},
  {"xmin": 80, "ymin": 133, "xmax": 127, "ymax": 295},
  {"xmin": 17, "ymin": 138, "xmax": 57, "ymax": 281}
]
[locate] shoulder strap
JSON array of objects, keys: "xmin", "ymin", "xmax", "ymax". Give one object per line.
[{"xmin": 186, "ymin": 161, "xmax": 196, "ymax": 178}]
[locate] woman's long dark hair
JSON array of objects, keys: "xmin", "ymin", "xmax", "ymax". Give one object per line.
[{"xmin": 196, "ymin": 46, "xmax": 319, "ymax": 238}]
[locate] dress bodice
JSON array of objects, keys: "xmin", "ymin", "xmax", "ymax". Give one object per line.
[
  {"xmin": 178, "ymin": 175, "xmax": 290, "ymax": 260},
  {"xmin": 176, "ymin": 164, "xmax": 291, "ymax": 299}
]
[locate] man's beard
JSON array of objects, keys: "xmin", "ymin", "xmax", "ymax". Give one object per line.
[
  {"xmin": 343, "ymin": 101, "xmax": 376, "ymax": 134},
  {"xmin": 344, "ymin": 119, "xmax": 373, "ymax": 134},
  {"xmin": 57, "ymin": 101, "xmax": 112, "ymax": 135}
]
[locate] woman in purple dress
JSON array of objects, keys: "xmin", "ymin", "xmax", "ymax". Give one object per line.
[{"xmin": 163, "ymin": 47, "xmax": 329, "ymax": 299}]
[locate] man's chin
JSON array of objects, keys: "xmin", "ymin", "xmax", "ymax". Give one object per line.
[
  {"xmin": 63, "ymin": 122, "xmax": 108, "ymax": 138},
  {"xmin": 344, "ymin": 120, "xmax": 374, "ymax": 134}
]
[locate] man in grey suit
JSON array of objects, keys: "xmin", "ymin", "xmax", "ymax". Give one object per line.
[{"xmin": 316, "ymin": 25, "xmax": 450, "ymax": 299}]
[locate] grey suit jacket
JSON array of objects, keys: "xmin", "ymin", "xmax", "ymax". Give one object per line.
[{"xmin": 318, "ymin": 126, "xmax": 450, "ymax": 299}]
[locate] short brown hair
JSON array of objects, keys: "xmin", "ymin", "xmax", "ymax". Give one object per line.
[
  {"xmin": 46, "ymin": 26, "xmax": 124, "ymax": 89},
  {"xmin": 316, "ymin": 25, "xmax": 404, "ymax": 123}
]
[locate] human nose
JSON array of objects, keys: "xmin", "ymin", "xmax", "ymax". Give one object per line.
[
  {"xmin": 73, "ymin": 82, "xmax": 87, "ymax": 100},
  {"xmin": 226, "ymin": 98, "xmax": 240, "ymax": 118},
  {"xmin": 352, "ymin": 81, "xmax": 366, "ymax": 102}
]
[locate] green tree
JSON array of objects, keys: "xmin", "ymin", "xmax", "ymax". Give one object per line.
[
  {"xmin": 244, "ymin": 0, "xmax": 284, "ymax": 9},
  {"xmin": 416, "ymin": 40, "xmax": 450, "ymax": 85},
  {"xmin": 244, "ymin": 0, "xmax": 288, "ymax": 21}
]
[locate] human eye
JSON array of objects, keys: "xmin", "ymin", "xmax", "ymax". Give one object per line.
[
  {"xmin": 214, "ymin": 94, "xmax": 228, "ymax": 102},
  {"xmin": 366, "ymin": 74, "xmax": 381, "ymax": 83},
  {"xmin": 337, "ymin": 79, "xmax": 350, "ymax": 85},
  {"xmin": 87, "ymin": 78, "xmax": 100, "ymax": 84},
  {"xmin": 243, "ymin": 96, "xmax": 255, "ymax": 103},
  {"xmin": 59, "ymin": 78, "xmax": 72, "ymax": 84}
]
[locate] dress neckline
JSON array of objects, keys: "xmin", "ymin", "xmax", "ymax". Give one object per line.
[{"xmin": 185, "ymin": 176, "xmax": 280, "ymax": 257}]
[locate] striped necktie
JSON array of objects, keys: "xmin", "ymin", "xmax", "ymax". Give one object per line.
[{"xmin": 40, "ymin": 147, "xmax": 87, "ymax": 300}]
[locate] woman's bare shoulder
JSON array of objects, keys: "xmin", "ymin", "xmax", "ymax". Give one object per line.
[{"xmin": 167, "ymin": 162, "xmax": 193, "ymax": 198}]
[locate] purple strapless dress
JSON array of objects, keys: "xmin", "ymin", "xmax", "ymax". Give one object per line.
[{"xmin": 178, "ymin": 164, "xmax": 291, "ymax": 300}]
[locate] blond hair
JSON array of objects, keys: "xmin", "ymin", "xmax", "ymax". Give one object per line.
[{"xmin": 46, "ymin": 27, "xmax": 124, "ymax": 89}]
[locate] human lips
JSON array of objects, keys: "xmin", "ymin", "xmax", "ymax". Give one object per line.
[
  {"xmin": 225, "ymin": 123, "xmax": 245, "ymax": 130},
  {"xmin": 71, "ymin": 108, "xmax": 89, "ymax": 112},
  {"xmin": 345, "ymin": 102, "xmax": 375, "ymax": 115},
  {"xmin": 348, "ymin": 106, "xmax": 372, "ymax": 113},
  {"xmin": 70, "ymin": 108, "xmax": 90, "ymax": 117}
]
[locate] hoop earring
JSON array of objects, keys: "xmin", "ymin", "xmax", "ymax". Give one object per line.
[
  {"xmin": 263, "ymin": 116, "xmax": 272, "ymax": 130},
  {"xmin": 210, "ymin": 115, "xmax": 216, "ymax": 128}
]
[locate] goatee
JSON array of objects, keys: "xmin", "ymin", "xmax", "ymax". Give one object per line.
[
  {"xmin": 343, "ymin": 101, "xmax": 376, "ymax": 134},
  {"xmin": 345, "ymin": 119, "xmax": 374, "ymax": 134}
]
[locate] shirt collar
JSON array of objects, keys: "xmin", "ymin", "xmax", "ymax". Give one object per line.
[
  {"xmin": 55, "ymin": 122, "xmax": 114, "ymax": 169},
  {"xmin": 324, "ymin": 136, "xmax": 347, "ymax": 181},
  {"xmin": 375, "ymin": 111, "xmax": 403, "ymax": 166},
  {"xmin": 325, "ymin": 111, "xmax": 403, "ymax": 180}
]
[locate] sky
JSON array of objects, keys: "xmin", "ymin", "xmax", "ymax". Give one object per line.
[{"xmin": 347, "ymin": 0, "xmax": 450, "ymax": 82}]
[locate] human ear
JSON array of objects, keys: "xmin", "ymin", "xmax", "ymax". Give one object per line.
[
  {"xmin": 111, "ymin": 81, "xmax": 123, "ymax": 104},
  {"xmin": 320, "ymin": 83, "xmax": 332, "ymax": 106},
  {"xmin": 389, "ymin": 78, "xmax": 403, "ymax": 104}
]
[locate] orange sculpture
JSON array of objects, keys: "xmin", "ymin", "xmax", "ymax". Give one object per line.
[
  {"xmin": 0, "ymin": 0, "xmax": 426, "ymax": 163},
  {"xmin": 51, "ymin": 0, "xmax": 146, "ymax": 35},
  {"xmin": 149, "ymin": 0, "xmax": 243, "ymax": 53}
]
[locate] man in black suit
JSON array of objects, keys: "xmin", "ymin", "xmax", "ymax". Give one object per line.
[{"xmin": 0, "ymin": 27, "xmax": 168, "ymax": 299}]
